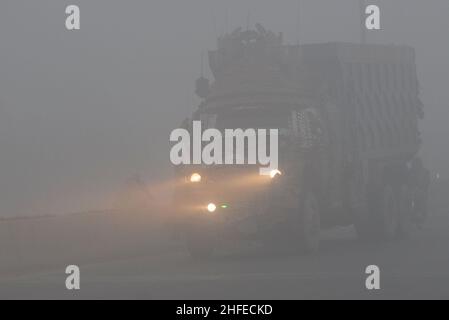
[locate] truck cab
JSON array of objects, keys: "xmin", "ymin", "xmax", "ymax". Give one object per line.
[{"xmin": 174, "ymin": 104, "xmax": 328, "ymax": 258}]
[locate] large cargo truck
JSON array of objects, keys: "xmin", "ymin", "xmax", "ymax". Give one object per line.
[{"xmin": 174, "ymin": 27, "xmax": 428, "ymax": 258}]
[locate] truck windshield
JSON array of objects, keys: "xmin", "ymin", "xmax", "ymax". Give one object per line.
[{"xmin": 211, "ymin": 108, "xmax": 290, "ymax": 131}]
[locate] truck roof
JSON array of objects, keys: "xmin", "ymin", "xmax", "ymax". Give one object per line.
[{"xmin": 299, "ymin": 42, "xmax": 416, "ymax": 65}]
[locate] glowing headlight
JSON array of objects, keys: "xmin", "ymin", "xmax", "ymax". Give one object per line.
[
  {"xmin": 207, "ymin": 203, "xmax": 217, "ymax": 213},
  {"xmin": 270, "ymin": 169, "xmax": 282, "ymax": 179},
  {"xmin": 190, "ymin": 173, "xmax": 202, "ymax": 183}
]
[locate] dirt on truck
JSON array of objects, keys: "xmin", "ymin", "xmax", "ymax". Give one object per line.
[{"xmin": 174, "ymin": 26, "xmax": 428, "ymax": 258}]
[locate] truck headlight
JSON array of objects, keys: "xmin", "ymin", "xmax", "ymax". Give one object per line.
[
  {"xmin": 270, "ymin": 169, "xmax": 282, "ymax": 179},
  {"xmin": 190, "ymin": 173, "xmax": 202, "ymax": 183},
  {"xmin": 207, "ymin": 203, "xmax": 217, "ymax": 213}
]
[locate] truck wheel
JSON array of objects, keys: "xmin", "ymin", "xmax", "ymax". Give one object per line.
[
  {"xmin": 296, "ymin": 192, "xmax": 321, "ymax": 253},
  {"xmin": 410, "ymin": 187, "xmax": 429, "ymax": 225},
  {"xmin": 376, "ymin": 185, "xmax": 400, "ymax": 240},
  {"xmin": 398, "ymin": 185, "xmax": 414, "ymax": 238},
  {"xmin": 356, "ymin": 185, "xmax": 401, "ymax": 241}
]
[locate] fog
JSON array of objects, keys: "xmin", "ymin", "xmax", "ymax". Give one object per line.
[{"xmin": 0, "ymin": 0, "xmax": 448, "ymax": 217}]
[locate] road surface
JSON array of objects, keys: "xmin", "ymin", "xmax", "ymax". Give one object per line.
[{"xmin": 0, "ymin": 213, "xmax": 448, "ymax": 300}]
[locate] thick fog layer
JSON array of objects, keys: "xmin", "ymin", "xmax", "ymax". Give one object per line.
[{"xmin": 0, "ymin": 0, "xmax": 448, "ymax": 217}]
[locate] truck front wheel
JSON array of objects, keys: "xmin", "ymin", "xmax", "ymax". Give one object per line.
[
  {"xmin": 296, "ymin": 192, "xmax": 321, "ymax": 253},
  {"xmin": 378, "ymin": 185, "xmax": 400, "ymax": 239},
  {"xmin": 398, "ymin": 185, "xmax": 414, "ymax": 238},
  {"xmin": 357, "ymin": 184, "xmax": 401, "ymax": 241}
]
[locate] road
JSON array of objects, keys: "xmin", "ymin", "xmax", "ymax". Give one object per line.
[{"xmin": 1, "ymin": 212, "xmax": 448, "ymax": 300}]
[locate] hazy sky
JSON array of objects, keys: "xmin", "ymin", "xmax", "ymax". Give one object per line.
[{"xmin": 0, "ymin": 0, "xmax": 448, "ymax": 216}]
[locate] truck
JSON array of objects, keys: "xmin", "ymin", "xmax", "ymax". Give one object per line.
[{"xmin": 174, "ymin": 26, "xmax": 428, "ymax": 258}]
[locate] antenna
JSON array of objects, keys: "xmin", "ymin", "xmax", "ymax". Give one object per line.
[
  {"xmin": 211, "ymin": 8, "xmax": 217, "ymax": 40},
  {"xmin": 225, "ymin": 9, "xmax": 229, "ymax": 34},
  {"xmin": 296, "ymin": 0, "xmax": 301, "ymax": 45},
  {"xmin": 200, "ymin": 51, "xmax": 204, "ymax": 77},
  {"xmin": 359, "ymin": 0, "xmax": 367, "ymax": 44}
]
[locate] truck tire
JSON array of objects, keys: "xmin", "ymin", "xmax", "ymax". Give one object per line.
[
  {"xmin": 398, "ymin": 185, "xmax": 414, "ymax": 238},
  {"xmin": 356, "ymin": 184, "xmax": 402, "ymax": 241},
  {"xmin": 378, "ymin": 185, "xmax": 400, "ymax": 239},
  {"xmin": 359, "ymin": 184, "xmax": 400, "ymax": 241},
  {"xmin": 410, "ymin": 186, "xmax": 429, "ymax": 225},
  {"xmin": 296, "ymin": 192, "xmax": 321, "ymax": 254}
]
